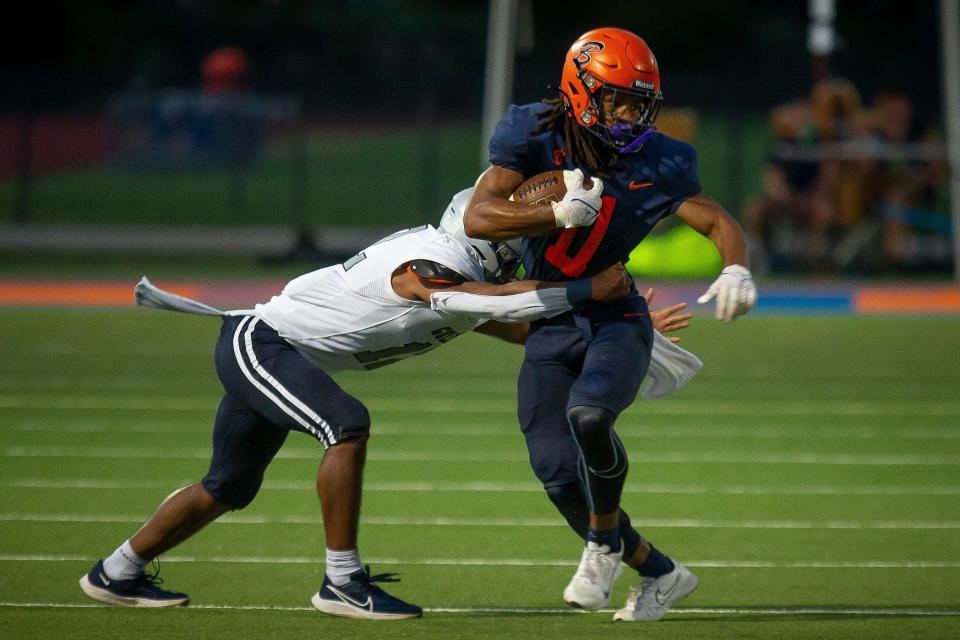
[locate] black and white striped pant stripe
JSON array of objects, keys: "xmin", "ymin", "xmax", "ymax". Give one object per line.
[{"xmin": 214, "ymin": 315, "xmax": 371, "ymax": 449}]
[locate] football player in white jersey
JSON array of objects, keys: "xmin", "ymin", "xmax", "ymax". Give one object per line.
[{"xmin": 78, "ymin": 189, "xmax": 696, "ymax": 619}]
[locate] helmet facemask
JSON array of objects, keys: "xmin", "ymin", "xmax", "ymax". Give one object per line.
[
  {"xmin": 597, "ymin": 84, "xmax": 661, "ymax": 152},
  {"xmin": 439, "ymin": 186, "xmax": 522, "ymax": 284},
  {"xmin": 471, "ymin": 240, "xmax": 521, "ymax": 284},
  {"xmin": 490, "ymin": 241, "xmax": 521, "ymax": 283},
  {"xmin": 576, "ymin": 68, "xmax": 662, "ymax": 153}
]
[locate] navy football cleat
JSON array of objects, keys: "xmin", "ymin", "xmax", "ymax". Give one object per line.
[
  {"xmin": 311, "ymin": 566, "xmax": 422, "ymax": 620},
  {"xmin": 79, "ymin": 559, "xmax": 190, "ymax": 608}
]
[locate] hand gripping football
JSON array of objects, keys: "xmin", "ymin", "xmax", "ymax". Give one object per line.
[
  {"xmin": 510, "ymin": 170, "xmax": 566, "ymax": 206},
  {"xmin": 512, "ymin": 169, "xmax": 603, "ymax": 228},
  {"xmin": 511, "ymin": 170, "xmax": 597, "ymax": 204}
]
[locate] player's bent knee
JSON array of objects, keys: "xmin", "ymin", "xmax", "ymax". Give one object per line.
[
  {"xmin": 526, "ymin": 449, "xmax": 579, "ymax": 487},
  {"xmin": 196, "ymin": 483, "xmax": 230, "ymax": 512},
  {"xmin": 545, "ymin": 482, "xmax": 589, "ymax": 537},
  {"xmin": 545, "ymin": 482, "xmax": 584, "ymax": 510},
  {"xmin": 219, "ymin": 481, "xmax": 262, "ymax": 510},
  {"xmin": 334, "ymin": 396, "xmax": 372, "ymax": 440},
  {"xmin": 567, "ymin": 405, "xmax": 615, "ymax": 443},
  {"xmin": 201, "ymin": 473, "xmax": 265, "ymax": 511}
]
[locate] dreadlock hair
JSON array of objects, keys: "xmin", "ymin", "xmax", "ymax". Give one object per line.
[{"xmin": 533, "ymin": 96, "xmax": 618, "ymax": 179}]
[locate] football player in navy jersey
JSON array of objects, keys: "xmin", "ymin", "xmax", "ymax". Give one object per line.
[{"xmin": 464, "ymin": 27, "xmax": 758, "ymax": 621}]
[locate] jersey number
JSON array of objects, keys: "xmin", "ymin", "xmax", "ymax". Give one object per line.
[
  {"xmin": 352, "ymin": 327, "xmax": 458, "ymax": 370},
  {"xmin": 544, "ymin": 195, "xmax": 616, "ymax": 277},
  {"xmin": 341, "ymin": 226, "xmax": 430, "ymax": 272},
  {"xmin": 354, "ymin": 341, "xmax": 432, "ymax": 369}
]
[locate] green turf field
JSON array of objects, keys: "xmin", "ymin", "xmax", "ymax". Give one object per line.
[{"xmin": 1, "ymin": 310, "xmax": 958, "ymax": 639}]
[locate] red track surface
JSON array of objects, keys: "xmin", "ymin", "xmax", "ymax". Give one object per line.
[{"xmin": 2, "ymin": 278, "xmax": 959, "ymax": 314}]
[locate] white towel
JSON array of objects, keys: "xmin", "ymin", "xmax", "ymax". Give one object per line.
[
  {"xmin": 134, "ymin": 276, "xmax": 224, "ymax": 316},
  {"xmin": 642, "ymin": 330, "xmax": 703, "ymax": 400}
]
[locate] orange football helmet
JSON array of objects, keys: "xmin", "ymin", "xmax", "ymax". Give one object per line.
[{"xmin": 560, "ymin": 27, "xmax": 663, "ymax": 153}]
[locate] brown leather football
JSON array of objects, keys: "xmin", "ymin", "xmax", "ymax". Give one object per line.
[{"xmin": 510, "ymin": 170, "xmax": 566, "ymax": 206}]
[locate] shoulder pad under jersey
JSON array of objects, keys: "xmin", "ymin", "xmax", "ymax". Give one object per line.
[{"xmin": 408, "ymin": 260, "xmax": 468, "ymax": 288}]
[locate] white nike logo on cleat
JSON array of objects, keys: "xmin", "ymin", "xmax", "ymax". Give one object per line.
[
  {"xmin": 98, "ymin": 572, "xmax": 111, "ymax": 586},
  {"xmin": 328, "ymin": 585, "xmax": 372, "ymax": 610},
  {"xmin": 655, "ymin": 573, "xmax": 680, "ymax": 605}
]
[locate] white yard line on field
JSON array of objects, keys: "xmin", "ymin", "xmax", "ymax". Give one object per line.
[
  {"xmin": 3, "ymin": 512, "xmax": 960, "ymax": 530},
  {"xmin": 5, "ymin": 445, "xmax": 960, "ymax": 466},
  {"xmin": 1, "ymin": 554, "xmax": 959, "ymax": 569},
  {"xmin": 0, "ymin": 601, "xmax": 958, "ymax": 616},
  {"xmin": 1, "ymin": 395, "xmax": 958, "ymax": 416},
  {"xmin": 5, "ymin": 478, "xmax": 960, "ymax": 496},
  {"xmin": 12, "ymin": 422, "xmax": 960, "ymax": 440}
]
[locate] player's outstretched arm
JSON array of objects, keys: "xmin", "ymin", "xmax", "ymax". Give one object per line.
[
  {"xmin": 475, "ymin": 286, "xmax": 698, "ymax": 354},
  {"xmin": 467, "ymin": 264, "xmax": 630, "ymax": 345},
  {"xmin": 676, "ymin": 195, "xmax": 757, "ymax": 322},
  {"xmin": 393, "ymin": 261, "xmax": 630, "ymax": 323},
  {"xmin": 446, "ymin": 261, "xmax": 628, "ymax": 301}
]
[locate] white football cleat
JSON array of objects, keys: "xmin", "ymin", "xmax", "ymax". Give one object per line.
[
  {"xmin": 613, "ymin": 562, "xmax": 699, "ymax": 621},
  {"xmin": 562, "ymin": 541, "xmax": 623, "ymax": 610}
]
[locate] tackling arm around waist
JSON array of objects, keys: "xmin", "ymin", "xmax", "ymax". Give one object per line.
[{"xmin": 429, "ymin": 287, "xmax": 576, "ymax": 323}]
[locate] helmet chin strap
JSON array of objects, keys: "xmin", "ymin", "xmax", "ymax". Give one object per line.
[{"xmin": 615, "ymin": 127, "xmax": 656, "ymax": 154}]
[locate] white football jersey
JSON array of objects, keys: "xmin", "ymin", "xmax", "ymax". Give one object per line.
[{"xmin": 247, "ymin": 225, "xmax": 486, "ymax": 372}]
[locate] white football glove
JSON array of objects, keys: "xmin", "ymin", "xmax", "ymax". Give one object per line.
[
  {"xmin": 697, "ymin": 264, "xmax": 757, "ymax": 322},
  {"xmin": 551, "ymin": 169, "xmax": 604, "ymax": 228}
]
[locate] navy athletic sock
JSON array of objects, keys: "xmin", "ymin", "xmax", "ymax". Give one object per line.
[
  {"xmin": 635, "ymin": 544, "xmax": 675, "ymax": 578},
  {"xmin": 586, "ymin": 526, "xmax": 622, "ymax": 553},
  {"xmin": 618, "ymin": 509, "xmax": 642, "ymax": 561}
]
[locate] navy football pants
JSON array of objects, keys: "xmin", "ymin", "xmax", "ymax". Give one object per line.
[
  {"xmin": 202, "ymin": 315, "xmax": 370, "ymax": 509},
  {"xmin": 518, "ymin": 313, "xmax": 653, "ymax": 489},
  {"xmin": 518, "ymin": 308, "xmax": 653, "ymax": 552}
]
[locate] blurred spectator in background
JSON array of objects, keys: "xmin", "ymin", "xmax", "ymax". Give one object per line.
[
  {"xmin": 863, "ymin": 91, "xmax": 949, "ymax": 271},
  {"xmin": 809, "ymin": 78, "xmax": 872, "ymax": 235},
  {"xmin": 191, "ymin": 46, "xmax": 265, "ymax": 164},
  {"xmin": 108, "ymin": 46, "xmax": 272, "ymax": 170},
  {"xmin": 747, "ymin": 78, "xmax": 948, "ymax": 274},
  {"xmin": 748, "ymin": 78, "xmax": 871, "ymax": 272},
  {"xmin": 201, "ymin": 47, "xmax": 250, "ymax": 93},
  {"xmin": 746, "ymin": 98, "xmax": 820, "ymax": 269}
]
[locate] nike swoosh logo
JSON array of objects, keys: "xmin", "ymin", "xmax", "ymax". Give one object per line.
[
  {"xmin": 99, "ymin": 572, "xmax": 111, "ymax": 586},
  {"xmin": 328, "ymin": 585, "xmax": 372, "ymax": 610},
  {"xmin": 655, "ymin": 572, "xmax": 680, "ymax": 605},
  {"xmin": 629, "ymin": 181, "xmax": 654, "ymax": 190}
]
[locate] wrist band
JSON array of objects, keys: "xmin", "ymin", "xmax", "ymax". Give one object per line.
[{"xmin": 565, "ymin": 278, "xmax": 593, "ymax": 306}]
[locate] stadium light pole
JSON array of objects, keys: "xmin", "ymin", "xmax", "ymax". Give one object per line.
[
  {"xmin": 807, "ymin": 0, "xmax": 836, "ymax": 83},
  {"xmin": 480, "ymin": 0, "xmax": 519, "ymax": 168},
  {"xmin": 940, "ymin": 0, "xmax": 960, "ymax": 280}
]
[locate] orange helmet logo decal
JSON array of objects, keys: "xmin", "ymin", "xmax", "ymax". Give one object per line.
[{"xmin": 574, "ymin": 41, "xmax": 605, "ymax": 68}]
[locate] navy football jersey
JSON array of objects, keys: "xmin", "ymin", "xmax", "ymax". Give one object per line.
[{"xmin": 489, "ymin": 103, "xmax": 701, "ymax": 282}]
